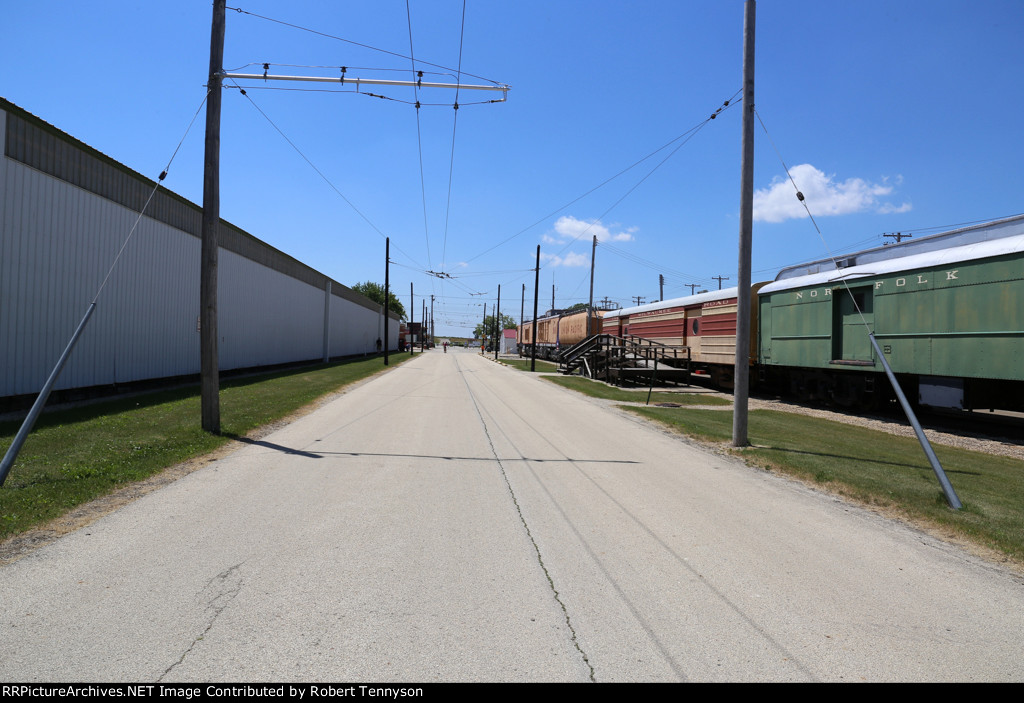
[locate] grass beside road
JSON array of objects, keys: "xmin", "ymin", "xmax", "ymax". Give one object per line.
[
  {"xmin": 627, "ymin": 405, "xmax": 1024, "ymax": 564},
  {"xmin": 0, "ymin": 355, "xmax": 408, "ymax": 540},
  {"xmin": 544, "ymin": 375, "xmax": 730, "ymax": 406},
  {"xmin": 542, "ymin": 374, "xmax": 1024, "ymax": 564},
  {"xmin": 498, "ymin": 358, "xmax": 559, "ymax": 373}
]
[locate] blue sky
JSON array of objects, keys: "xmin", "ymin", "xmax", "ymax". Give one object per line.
[{"xmin": 4, "ymin": 1, "xmax": 1022, "ymax": 336}]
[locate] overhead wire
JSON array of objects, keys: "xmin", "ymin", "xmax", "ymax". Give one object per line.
[
  {"xmin": 0, "ymin": 89, "xmax": 213, "ymax": 487},
  {"xmin": 756, "ymin": 107, "xmax": 963, "ymax": 509},
  {"xmin": 216, "ymin": 84, "xmax": 501, "ymax": 106},
  {"xmin": 225, "ymin": 5, "xmax": 505, "ymax": 87},
  {"xmin": 546, "ymin": 117, "xmax": 716, "ymax": 267},
  {"xmin": 95, "ymin": 90, "xmax": 211, "ymax": 302},
  {"xmin": 598, "ymin": 241, "xmax": 711, "ymax": 284},
  {"xmin": 405, "ymin": 0, "xmax": 433, "ymax": 272},
  {"xmin": 463, "ymin": 90, "xmax": 741, "ymax": 266},
  {"xmin": 565, "ymin": 266, "xmax": 594, "ymax": 301},
  {"xmin": 226, "ymin": 79, "xmax": 424, "ymax": 269},
  {"xmin": 875, "ymin": 214, "xmax": 1024, "ymax": 237},
  {"xmin": 226, "ymin": 61, "xmax": 463, "ymax": 82},
  {"xmin": 488, "ymin": 92, "xmax": 739, "ymax": 306},
  {"xmin": 441, "ymin": 0, "xmax": 467, "ymax": 274}
]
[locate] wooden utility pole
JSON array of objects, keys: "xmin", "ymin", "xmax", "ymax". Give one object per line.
[
  {"xmin": 531, "ymin": 246, "xmax": 540, "ymax": 372},
  {"xmin": 884, "ymin": 232, "xmax": 912, "ymax": 245},
  {"xmin": 200, "ymin": 0, "xmax": 226, "ymax": 434},
  {"xmin": 588, "ymin": 235, "xmax": 597, "ymax": 337},
  {"xmin": 520, "ymin": 283, "xmax": 525, "ymax": 327},
  {"xmin": 659, "ymin": 274, "xmax": 664, "ymax": 302},
  {"xmin": 733, "ymin": 0, "xmax": 756, "ymax": 448},
  {"xmin": 410, "ymin": 282, "xmax": 414, "ymax": 355},
  {"xmin": 384, "ymin": 237, "xmax": 390, "ymax": 366},
  {"xmin": 713, "ymin": 275, "xmax": 729, "ymax": 290},
  {"xmin": 196, "ymin": 1, "xmax": 506, "ymax": 433},
  {"xmin": 494, "ymin": 285, "xmax": 501, "ymax": 360}
]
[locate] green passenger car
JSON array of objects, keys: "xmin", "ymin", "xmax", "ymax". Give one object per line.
[{"xmin": 757, "ymin": 215, "xmax": 1024, "ymax": 410}]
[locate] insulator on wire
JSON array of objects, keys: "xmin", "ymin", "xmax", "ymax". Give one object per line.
[
  {"xmin": 158, "ymin": 171, "xmax": 167, "ymax": 181},
  {"xmin": 796, "ymin": 191, "xmax": 805, "ymax": 201}
]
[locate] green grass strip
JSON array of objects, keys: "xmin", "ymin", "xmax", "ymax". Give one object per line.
[
  {"xmin": 627, "ymin": 405, "xmax": 1024, "ymax": 562},
  {"xmin": 498, "ymin": 358, "xmax": 559, "ymax": 373},
  {"xmin": 544, "ymin": 375, "xmax": 730, "ymax": 406},
  {"xmin": 0, "ymin": 355, "xmax": 409, "ymax": 539}
]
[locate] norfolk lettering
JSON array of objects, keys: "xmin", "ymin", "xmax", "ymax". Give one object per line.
[{"xmin": 791, "ymin": 268, "xmax": 962, "ymax": 300}]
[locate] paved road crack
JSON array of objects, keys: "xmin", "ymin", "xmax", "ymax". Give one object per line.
[
  {"xmin": 158, "ymin": 561, "xmax": 246, "ymax": 681},
  {"xmin": 456, "ymin": 357, "xmax": 596, "ymax": 682}
]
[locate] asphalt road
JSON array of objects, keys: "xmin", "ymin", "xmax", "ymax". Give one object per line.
[{"xmin": 2, "ymin": 348, "xmax": 1022, "ymax": 682}]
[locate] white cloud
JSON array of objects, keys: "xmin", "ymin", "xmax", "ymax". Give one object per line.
[
  {"xmin": 753, "ymin": 164, "xmax": 911, "ymax": 223},
  {"xmin": 540, "ymin": 251, "xmax": 589, "ymax": 267},
  {"xmin": 878, "ymin": 202, "xmax": 913, "ymax": 214},
  {"xmin": 539, "ymin": 216, "xmax": 636, "ymax": 267},
  {"xmin": 551, "ymin": 215, "xmax": 635, "ymax": 243}
]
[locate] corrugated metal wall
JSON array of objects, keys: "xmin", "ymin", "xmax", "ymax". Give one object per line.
[{"xmin": 1, "ymin": 100, "xmax": 399, "ymax": 400}]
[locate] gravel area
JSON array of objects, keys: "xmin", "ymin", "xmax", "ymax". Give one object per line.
[
  {"xmin": 518, "ymin": 360, "xmax": 1024, "ymax": 461},
  {"xmin": 630, "ymin": 388, "xmax": 1024, "ymax": 461}
]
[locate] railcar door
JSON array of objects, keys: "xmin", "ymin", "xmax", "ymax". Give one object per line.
[{"xmin": 832, "ymin": 287, "xmax": 874, "ymax": 362}]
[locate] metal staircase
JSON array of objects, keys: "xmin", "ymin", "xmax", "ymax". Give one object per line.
[{"xmin": 557, "ymin": 334, "xmax": 691, "ymax": 386}]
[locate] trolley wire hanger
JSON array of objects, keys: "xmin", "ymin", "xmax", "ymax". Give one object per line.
[{"xmin": 222, "ymin": 65, "xmax": 510, "ymax": 99}]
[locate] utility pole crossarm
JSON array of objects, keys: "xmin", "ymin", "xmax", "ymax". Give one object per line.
[{"xmin": 222, "ymin": 72, "xmax": 510, "ymax": 94}]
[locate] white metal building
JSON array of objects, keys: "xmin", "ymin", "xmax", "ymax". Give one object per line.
[{"xmin": 0, "ymin": 98, "xmax": 398, "ymax": 402}]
